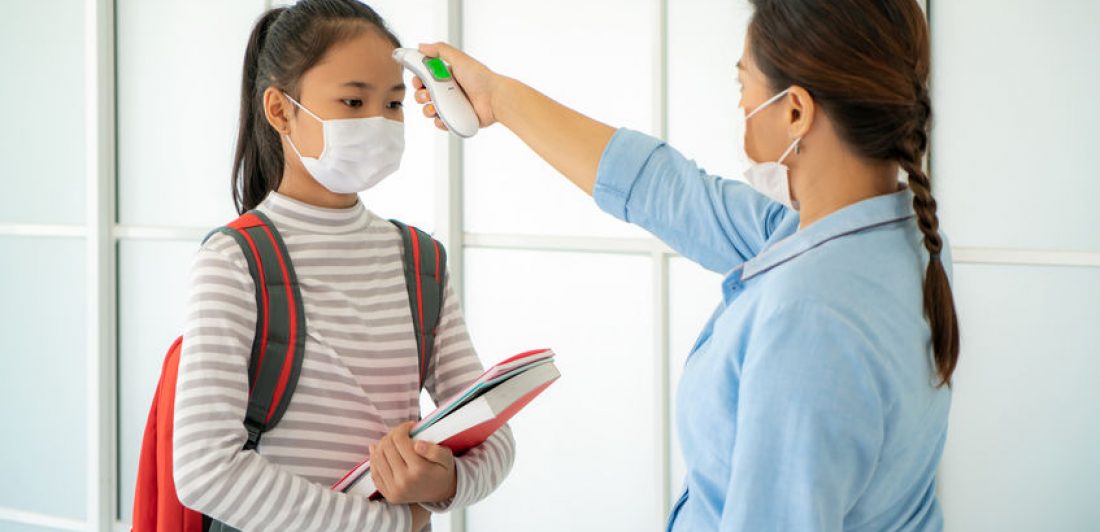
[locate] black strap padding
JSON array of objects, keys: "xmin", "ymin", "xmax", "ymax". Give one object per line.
[
  {"xmin": 390, "ymin": 220, "xmax": 447, "ymax": 391},
  {"xmin": 203, "ymin": 211, "xmax": 306, "ymax": 452}
]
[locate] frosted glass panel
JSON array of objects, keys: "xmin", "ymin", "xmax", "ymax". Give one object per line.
[
  {"xmin": 116, "ymin": 0, "xmax": 265, "ymax": 227},
  {"xmin": 939, "ymin": 264, "xmax": 1100, "ymax": 532},
  {"xmin": 463, "ymin": 249, "xmax": 660, "ymax": 530},
  {"xmin": 0, "ymin": 237, "xmax": 86, "ymax": 519},
  {"xmin": 667, "ymin": 257, "xmax": 723, "ymax": 506},
  {"xmin": 667, "ymin": 0, "xmax": 753, "ymax": 183},
  {"xmin": 116, "ymin": 240, "xmax": 196, "ymax": 521},
  {"xmin": 0, "ymin": 2, "xmax": 84, "ymax": 225},
  {"xmin": 931, "ymin": 1, "xmax": 1100, "ymax": 252},
  {"xmin": 462, "ymin": 0, "xmax": 658, "ymax": 238},
  {"xmin": 357, "ymin": 0, "xmax": 448, "ymax": 235}
]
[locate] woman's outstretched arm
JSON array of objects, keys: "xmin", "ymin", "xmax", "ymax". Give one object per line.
[{"xmin": 414, "ymin": 42, "xmax": 614, "ymax": 196}]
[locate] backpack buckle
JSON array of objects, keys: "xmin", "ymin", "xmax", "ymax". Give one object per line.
[{"xmin": 243, "ymin": 422, "xmax": 262, "ymax": 451}]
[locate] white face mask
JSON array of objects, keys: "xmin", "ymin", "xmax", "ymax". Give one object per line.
[
  {"xmin": 284, "ymin": 93, "xmax": 405, "ymax": 194},
  {"xmin": 735, "ymin": 87, "xmax": 802, "ymax": 210}
]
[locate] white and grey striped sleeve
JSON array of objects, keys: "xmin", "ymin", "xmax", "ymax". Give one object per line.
[
  {"xmin": 172, "ymin": 237, "xmax": 412, "ymax": 532},
  {"xmin": 419, "ymin": 272, "xmax": 517, "ymax": 513}
]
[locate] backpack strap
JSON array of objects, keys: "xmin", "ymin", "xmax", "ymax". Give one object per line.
[
  {"xmin": 204, "ymin": 210, "xmax": 306, "ymax": 451},
  {"xmin": 390, "ymin": 220, "xmax": 447, "ymax": 391}
]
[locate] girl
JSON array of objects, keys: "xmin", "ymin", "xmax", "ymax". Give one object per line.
[
  {"xmin": 172, "ymin": 1, "xmax": 514, "ymax": 530},
  {"xmin": 411, "ymin": 0, "xmax": 954, "ymax": 529}
]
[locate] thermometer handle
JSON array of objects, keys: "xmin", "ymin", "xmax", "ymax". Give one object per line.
[{"xmin": 393, "ymin": 48, "xmax": 480, "ymax": 138}]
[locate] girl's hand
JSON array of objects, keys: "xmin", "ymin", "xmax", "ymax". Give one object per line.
[
  {"xmin": 413, "ymin": 42, "xmax": 502, "ymax": 131},
  {"xmin": 410, "ymin": 504, "xmax": 431, "ymax": 532},
  {"xmin": 370, "ymin": 421, "xmax": 458, "ymax": 504}
]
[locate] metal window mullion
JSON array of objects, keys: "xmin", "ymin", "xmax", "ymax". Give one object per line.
[
  {"xmin": 0, "ymin": 507, "xmax": 85, "ymax": 531},
  {"xmin": 445, "ymin": 1, "xmax": 468, "ymax": 531},
  {"xmin": 85, "ymin": 0, "xmax": 118, "ymax": 529},
  {"xmin": 112, "ymin": 224, "xmax": 208, "ymax": 241},
  {"xmin": 0, "ymin": 224, "xmax": 87, "ymax": 238},
  {"xmin": 444, "ymin": 0, "xmax": 467, "ymax": 306},
  {"xmin": 463, "ymin": 232, "xmax": 672, "ymax": 255},
  {"xmin": 655, "ymin": 0, "xmax": 673, "ymax": 525},
  {"xmin": 652, "ymin": 251, "xmax": 672, "ymax": 521}
]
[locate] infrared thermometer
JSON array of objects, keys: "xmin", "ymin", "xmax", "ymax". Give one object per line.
[{"xmin": 392, "ymin": 48, "xmax": 480, "ymax": 138}]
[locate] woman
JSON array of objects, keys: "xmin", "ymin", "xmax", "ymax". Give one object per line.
[{"xmin": 411, "ymin": 0, "xmax": 956, "ymax": 529}]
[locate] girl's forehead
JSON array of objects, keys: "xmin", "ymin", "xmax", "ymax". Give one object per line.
[{"xmin": 302, "ymin": 32, "xmax": 402, "ymax": 86}]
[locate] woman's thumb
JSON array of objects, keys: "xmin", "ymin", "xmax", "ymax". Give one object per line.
[{"xmin": 418, "ymin": 41, "xmax": 456, "ymax": 62}]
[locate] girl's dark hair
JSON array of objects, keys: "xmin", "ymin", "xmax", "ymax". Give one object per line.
[
  {"xmin": 748, "ymin": 0, "xmax": 959, "ymax": 386},
  {"xmin": 233, "ymin": 0, "xmax": 400, "ymax": 213}
]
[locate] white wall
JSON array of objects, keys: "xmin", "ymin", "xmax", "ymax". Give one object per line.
[{"xmin": 931, "ymin": 1, "xmax": 1100, "ymax": 530}]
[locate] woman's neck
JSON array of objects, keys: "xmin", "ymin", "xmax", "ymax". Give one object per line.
[{"xmin": 791, "ymin": 141, "xmax": 900, "ymax": 229}]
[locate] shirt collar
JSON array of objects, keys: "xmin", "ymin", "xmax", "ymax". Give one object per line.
[
  {"xmin": 259, "ymin": 191, "xmax": 373, "ymax": 235},
  {"xmin": 740, "ymin": 187, "xmax": 916, "ymax": 282}
]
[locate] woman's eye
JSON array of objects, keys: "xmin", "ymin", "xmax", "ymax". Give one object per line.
[
  {"xmin": 388, "ymin": 101, "xmax": 404, "ymax": 110},
  {"xmin": 341, "ymin": 99, "xmax": 363, "ymax": 108}
]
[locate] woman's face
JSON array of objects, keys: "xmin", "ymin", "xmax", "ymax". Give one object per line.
[
  {"xmin": 737, "ymin": 35, "xmax": 792, "ymax": 164},
  {"xmin": 283, "ymin": 28, "xmax": 406, "ymax": 159}
]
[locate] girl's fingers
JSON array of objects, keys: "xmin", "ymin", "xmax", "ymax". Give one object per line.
[
  {"xmin": 380, "ymin": 432, "xmax": 408, "ymax": 472},
  {"xmin": 391, "ymin": 422, "xmax": 421, "ymax": 466},
  {"xmin": 413, "ymin": 440, "xmax": 453, "ymax": 467},
  {"xmin": 412, "ymin": 75, "xmax": 425, "ymax": 90},
  {"xmin": 415, "ymin": 88, "xmax": 431, "ymax": 104},
  {"xmin": 434, "ymin": 118, "xmax": 447, "ymax": 131},
  {"xmin": 370, "ymin": 444, "xmax": 392, "ymax": 494},
  {"xmin": 423, "ymin": 104, "xmax": 437, "ymax": 118}
]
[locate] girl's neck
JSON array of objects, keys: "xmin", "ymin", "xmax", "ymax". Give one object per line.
[{"xmin": 276, "ymin": 164, "xmax": 359, "ymax": 210}]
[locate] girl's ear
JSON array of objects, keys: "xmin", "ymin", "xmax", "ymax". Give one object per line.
[{"xmin": 262, "ymin": 86, "xmax": 292, "ymax": 135}]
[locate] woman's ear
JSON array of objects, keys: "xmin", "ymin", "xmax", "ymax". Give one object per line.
[
  {"xmin": 262, "ymin": 86, "xmax": 292, "ymax": 135},
  {"xmin": 787, "ymin": 85, "xmax": 815, "ymax": 139}
]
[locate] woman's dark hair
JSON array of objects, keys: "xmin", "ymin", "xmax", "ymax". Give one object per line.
[
  {"xmin": 233, "ymin": 0, "xmax": 400, "ymax": 213},
  {"xmin": 748, "ymin": 0, "xmax": 959, "ymax": 386}
]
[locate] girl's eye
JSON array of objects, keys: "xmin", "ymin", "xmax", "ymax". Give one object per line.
[
  {"xmin": 342, "ymin": 99, "xmax": 363, "ymax": 108},
  {"xmin": 388, "ymin": 101, "xmax": 404, "ymax": 110}
]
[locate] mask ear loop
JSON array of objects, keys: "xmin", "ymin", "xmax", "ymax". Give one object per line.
[
  {"xmin": 745, "ymin": 87, "xmax": 792, "ymax": 120},
  {"xmin": 283, "ymin": 92, "xmax": 323, "ymax": 122},
  {"xmin": 777, "ymin": 137, "xmax": 801, "ymax": 164},
  {"xmin": 282, "ymin": 92, "xmax": 323, "ymax": 160}
]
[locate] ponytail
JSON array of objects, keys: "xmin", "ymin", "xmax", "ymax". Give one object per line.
[{"xmin": 232, "ymin": 8, "xmax": 286, "ymax": 214}]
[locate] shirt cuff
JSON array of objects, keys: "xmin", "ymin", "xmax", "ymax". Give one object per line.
[
  {"xmin": 418, "ymin": 453, "xmax": 476, "ymax": 513},
  {"xmin": 592, "ymin": 128, "xmax": 666, "ymax": 221},
  {"xmin": 396, "ymin": 502, "xmax": 413, "ymax": 530}
]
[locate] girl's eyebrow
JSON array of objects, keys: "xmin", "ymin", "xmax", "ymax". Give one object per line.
[{"xmin": 342, "ymin": 81, "xmax": 407, "ymax": 92}]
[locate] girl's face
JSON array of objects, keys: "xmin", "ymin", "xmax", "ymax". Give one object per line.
[{"xmin": 271, "ymin": 27, "xmax": 405, "ymax": 162}]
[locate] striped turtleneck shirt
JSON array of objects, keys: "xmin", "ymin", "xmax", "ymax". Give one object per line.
[{"xmin": 172, "ymin": 191, "xmax": 515, "ymax": 531}]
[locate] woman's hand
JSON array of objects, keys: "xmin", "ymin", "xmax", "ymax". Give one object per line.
[
  {"xmin": 414, "ymin": 42, "xmax": 502, "ymax": 131},
  {"xmin": 411, "ymin": 42, "xmax": 615, "ymax": 195},
  {"xmin": 370, "ymin": 421, "xmax": 458, "ymax": 504}
]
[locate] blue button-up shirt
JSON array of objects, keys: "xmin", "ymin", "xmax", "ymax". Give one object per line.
[{"xmin": 594, "ymin": 129, "xmax": 951, "ymax": 531}]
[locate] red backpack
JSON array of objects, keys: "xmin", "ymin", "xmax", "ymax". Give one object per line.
[{"xmin": 131, "ymin": 211, "xmax": 446, "ymax": 532}]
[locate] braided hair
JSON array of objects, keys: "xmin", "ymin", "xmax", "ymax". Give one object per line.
[{"xmin": 748, "ymin": 0, "xmax": 959, "ymax": 386}]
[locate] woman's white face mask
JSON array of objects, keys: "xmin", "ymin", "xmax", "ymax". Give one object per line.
[
  {"xmin": 734, "ymin": 87, "xmax": 802, "ymax": 210},
  {"xmin": 284, "ymin": 93, "xmax": 405, "ymax": 194}
]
